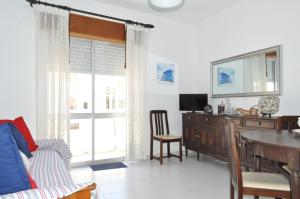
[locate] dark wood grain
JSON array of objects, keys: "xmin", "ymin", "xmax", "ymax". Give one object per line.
[
  {"xmin": 242, "ymin": 130, "xmax": 300, "ymax": 152},
  {"xmin": 242, "ymin": 130, "xmax": 300, "ymax": 199}
]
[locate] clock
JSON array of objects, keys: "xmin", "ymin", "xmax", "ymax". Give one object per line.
[{"xmin": 258, "ymin": 96, "xmax": 280, "ymax": 117}]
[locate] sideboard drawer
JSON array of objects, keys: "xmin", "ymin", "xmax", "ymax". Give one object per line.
[
  {"xmin": 244, "ymin": 119, "xmax": 276, "ymax": 129},
  {"xmin": 183, "ymin": 114, "xmax": 196, "ymax": 124},
  {"xmin": 198, "ymin": 115, "xmax": 218, "ymax": 127}
]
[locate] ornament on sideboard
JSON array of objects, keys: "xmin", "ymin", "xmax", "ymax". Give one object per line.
[
  {"xmin": 236, "ymin": 105, "xmax": 260, "ymax": 117},
  {"xmin": 218, "ymin": 101, "xmax": 225, "ymax": 114},
  {"xmin": 258, "ymin": 96, "xmax": 280, "ymax": 117},
  {"xmin": 224, "ymin": 98, "xmax": 232, "ymax": 114},
  {"xmin": 297, "ymin": 117, "xmax": 300, "ymax": 128},
  {"xmin": 204, "ymin": 104, "xmax": 213, "ymax": 114}
]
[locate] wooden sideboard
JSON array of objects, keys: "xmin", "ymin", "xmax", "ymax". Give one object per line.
[{"xmin": 182, "ymin": 113, "xmax": 299, "ymax": 171}]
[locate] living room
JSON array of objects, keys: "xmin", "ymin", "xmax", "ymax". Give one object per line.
[{"xmin": 0, "ymin": 0, "xmax": 300, "ymax": 198}]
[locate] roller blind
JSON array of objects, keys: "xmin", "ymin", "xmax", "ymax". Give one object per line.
[{"xmin": 70, "ymin": 37, "xmax": 125, "ymax": 76}]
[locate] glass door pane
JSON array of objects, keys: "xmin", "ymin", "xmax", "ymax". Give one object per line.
[
  {"xmin": 70, "ymin": 119, "xmax": 92, "ymax": 163},
  {"xmin": 69, "ymin": 73, "xmax": 93, "ymax": 163},
  {"xmin": 94, "ymin": 118, "xmax": 125, "ymax": 160},
  {"xmin": 94, "ymin": 74, "xmax": 126, "ymax": 161},
  {"xmin": 95, "ymin": 75, "xmax": 126, "ymax": 113},
  {"xmin": 70, "ymin": 73, "xmax": 92, "ymax": 113}
]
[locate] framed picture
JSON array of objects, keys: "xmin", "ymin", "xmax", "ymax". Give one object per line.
[
  {"xmin": 157, "ymin": 63, "xmax": 175, "ymax": 84},
  {"xmin": 211, "ymin": 59, "xmax": 244, "ymax": 97}
]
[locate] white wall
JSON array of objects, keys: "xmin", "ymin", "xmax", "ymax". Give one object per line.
[
  {"xmin": 0, "ymin": 0, "xmax": 199, "ymax": 154},
  {"xmin": 195, "ymin": 0, "xmax": 300, "ymax": 115},
  {"xmin": 0, "ymin": 0, "xmax": 36, "ymax": 133}
]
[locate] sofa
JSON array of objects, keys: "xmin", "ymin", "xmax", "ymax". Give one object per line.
[{"xmin": 0, "ymin": 139, "xmax": 97, "ymax": 199}]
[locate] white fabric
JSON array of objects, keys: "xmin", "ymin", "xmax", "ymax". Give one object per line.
[
  {"xmin": 0, "ymin": 145, "xmax": 97, "ymax": 199},
  {"xmin": 125, "ymin": 25, "xmax": 150, "ymax": 162},
  {"xmin": 242, "ymin": 172, "xmax": 290, "ymax": 191},
  {"xmin": 35, "ymin": 7, "xmax": 70, "ymax": 139},
  {"xmin": 35, "ymin": 139, "xmax": 72, "ymax": 170},
  {"xmin": 19, "ymin": 150, "xmax": 31, "ymax": 171}
]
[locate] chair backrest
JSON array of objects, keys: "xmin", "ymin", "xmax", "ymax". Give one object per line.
[
  {"xmin": 279, "ymin": 116, "xmax": 299, "ymax": 131},
  {"xmin": 224, "ymin": 118, "xmax": 243, "ymax": 196},
  {"xmin": 150, "ymin": 110, "xmax": 170, "ymax": 136}
]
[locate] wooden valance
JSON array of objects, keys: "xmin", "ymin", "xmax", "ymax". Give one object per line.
[{"xmin": 69, "ymin": 14, "xmax": 126, "ymax": 44}]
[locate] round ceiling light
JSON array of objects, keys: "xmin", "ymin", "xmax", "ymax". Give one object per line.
[{"xmin": 149, "ymin": 0, "xmax": 185, "ymax": 11}]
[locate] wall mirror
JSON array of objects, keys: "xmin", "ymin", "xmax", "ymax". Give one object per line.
[{"xmin": 211, "ymin": 46, "xmax": 281, "ymax": 98}]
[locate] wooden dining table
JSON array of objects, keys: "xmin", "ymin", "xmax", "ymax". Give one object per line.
[{"xmin": 241, "ymin": 130, "xmax": 300, "ymax": 199}]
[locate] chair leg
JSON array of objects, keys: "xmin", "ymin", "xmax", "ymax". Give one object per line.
[
  {"xmin": 167, "ymin": 142, "xmax": 170, "ymax": 157},
  {"xmin": 160, "ymin": 140, "xmax": 163, "ymax": 165},
  {"xmin": 150, "ymin": 138, "xmax": 153, "ymax": 160},
  {"xmin": 179, "ymin": 139, "xmax": 182, "ymax": 162},
  {"xmin": 185, "ymin": 147, "xmax": 188, "ymax": 158},
  {"xmin": 230, "ymin": 183, "xmax": 234, "ymax": 199}
]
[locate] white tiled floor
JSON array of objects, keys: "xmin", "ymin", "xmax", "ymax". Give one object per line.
[{"xmin": 70, "ymin": 154, "xmax": 270, "ymax": 199}]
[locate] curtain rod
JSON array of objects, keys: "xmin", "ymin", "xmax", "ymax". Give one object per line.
[{"xmin": 25, "ymin": 0, "xmax": 155, "ymax": 29}]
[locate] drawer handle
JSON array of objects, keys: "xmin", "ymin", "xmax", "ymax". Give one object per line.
[
  {"xmin": 259, "ymin": 121, "xmax": 262, "ymax": 126},
  {"xmin": 188, "ymin": 116, "xmax": 191, "ymax": 120},
  {"xmin": 205, "ymin": 118, "xmax": 209, "ymax": 121}
]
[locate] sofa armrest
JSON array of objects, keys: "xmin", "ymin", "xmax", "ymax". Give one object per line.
[{"xmin": 35, "ymin": 139, "xmax": 72, "ymax": 169}]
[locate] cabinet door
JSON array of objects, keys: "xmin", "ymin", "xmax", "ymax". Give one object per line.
[
  {"xmin": 198, "ymin": 127, "xmax": 217, "ymax": 153},
  {"xmin": 182, "ymin": 120, "xmax": 197, "ymax": 151},
  {"xmin": 217, "ymin": 127, "xmax": 227, "ymax": 157}
]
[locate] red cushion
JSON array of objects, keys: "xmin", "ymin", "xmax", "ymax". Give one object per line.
[
  {"xmin": 0, "ymin": 117, "xmax": 38, "ymax": 152},
  {"xmin": 14, "ymin": 117, "xmax": 38, "ymax": 152},
  {"xmin": 28, "ymin": 174, "xmax": 38, "ymax": 189}
]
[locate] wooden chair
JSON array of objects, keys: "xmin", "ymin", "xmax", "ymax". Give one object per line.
[
  {"xmin": 279, "ymin": 116, "xmax": 299, "ymax": 132},
  {"xmin": 224, "ymin": 118, "xmax": 291, "ymax": 199},
  {"xmin": 150, "ymin": 110, "xmax": 182, "ymax": 165}
]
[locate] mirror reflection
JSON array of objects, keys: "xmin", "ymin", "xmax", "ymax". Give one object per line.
[{"xmin": 211, "ymin": 46, "xmax": 280, "ymax": 97}]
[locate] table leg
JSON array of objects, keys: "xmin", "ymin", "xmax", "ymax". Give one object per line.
[
  {"xmin": 254, "ymin": 155, "xmax": 261, "ymax": 172},
  {"xmin": 290, "ymin": 171, "xmax": 300, "ymax": 199},
  {"xmin": 253, "ymin": 155, "xmax": 261, "ymax": 199}
]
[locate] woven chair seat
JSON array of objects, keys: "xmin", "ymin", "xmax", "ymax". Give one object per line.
[
  {"xmin": 243, "ymin": 172, "xmax": 290, "ymax": 191},
  {"xmin": 153, "ymin": 134, "xmax": 182, "ymax": 140}
]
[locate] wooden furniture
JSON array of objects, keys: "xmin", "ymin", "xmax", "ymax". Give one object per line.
[
  {"xmin": 225, "ymin": 120, "xmax": 291, "ymax": 199},
  {"xmin": 241, "ymin": 130, "xmax": 300, "ymax": 199},
  {"xmin": 62, "ymin": 183, "xmax": 97, "ymax": 199},
  {"xmin": 182, "ymin": 113, "xmax": 298, "ymax": 171},
  {"xmin": 150, "ymin": 110, "xmax": 182, "ymax": 165}
]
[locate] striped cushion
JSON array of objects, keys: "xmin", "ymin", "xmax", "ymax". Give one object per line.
[
  {"xmin": 35, "ymin": 139, "xmax": 72, "ymax": 170},
  {"xmin": 0, "ymin": 144, "xmax": 97, "ymax": 199},
  {"xmin": 0, "ymin": 182, "xmax": 95, "ymax": 199},
  {"xmin": 29, "ymin": 150, "xmax": 73, "ymax": 188}
]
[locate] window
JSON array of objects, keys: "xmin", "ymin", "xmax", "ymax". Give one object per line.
[{"xmin": 69, "ymin": 36, "xmax": 126, "ymax": 164}]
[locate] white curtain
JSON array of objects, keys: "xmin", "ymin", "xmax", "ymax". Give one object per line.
[
  {"xmin": 35, "ymin": 7, "xmax": 69, "ymax": 139},
  {"xmin": 126, "ymin": 25, "xmax": 150, "ymax": 162}
]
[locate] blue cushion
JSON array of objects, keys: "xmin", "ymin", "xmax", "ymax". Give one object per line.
[
  {"xmin": 7, "ymin": 123, "xmax": 32, "ymax": 158},
  {"xmin": 0, "ymin": 123, "xmax": 31, "ymax": 195}
]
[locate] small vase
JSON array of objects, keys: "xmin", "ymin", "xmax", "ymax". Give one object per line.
[{"xmin": 298, "ymin": 117, "xmax": 300, "ymax": 128}]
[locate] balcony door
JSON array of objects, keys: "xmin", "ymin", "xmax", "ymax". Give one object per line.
[{"xmin": 69, "ymin": 37, "xmax": 126, "ymax": 165}]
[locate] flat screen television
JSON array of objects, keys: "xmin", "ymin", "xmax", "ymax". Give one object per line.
[{"xmin": 179, "ymin": 94, "xmax": 208, "ymax": 112}]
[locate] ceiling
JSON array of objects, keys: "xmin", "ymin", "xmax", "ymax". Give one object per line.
[{"xmin": 94, "ymin": 0, "xmax": 241, "ymax": 25}]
